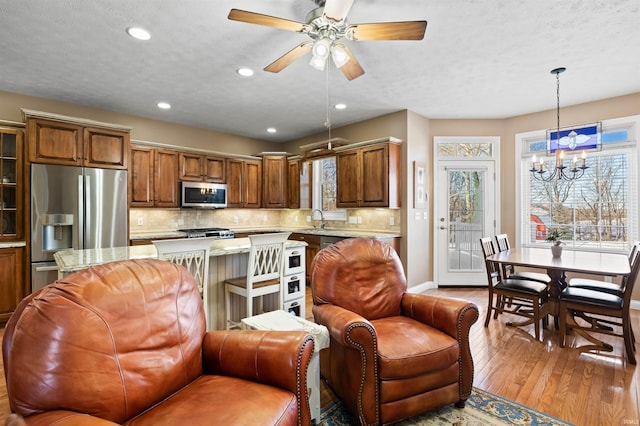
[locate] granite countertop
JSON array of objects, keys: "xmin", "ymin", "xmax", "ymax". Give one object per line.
[
  {"xmin": 129, "ymin": 228, "xmax": 401, "ymax": 240},
  {"xmin": 54, "ymin": 238, "xmax": 307, "ymax": 273},
  {"xmin": 0, "ymin": 241, "xmax": 27, "ymax": 249}
]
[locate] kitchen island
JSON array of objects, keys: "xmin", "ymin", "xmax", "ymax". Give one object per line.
[{"xmin": 54, "ymin": 237, "xmax": 307, "ymax": 330}]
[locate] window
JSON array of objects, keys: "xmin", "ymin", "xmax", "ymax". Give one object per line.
[
  {"xmin": 517, "ymin": 115, "xmax": 639, "ymax": 253},
  {"xmin": 302, "ymin": 157, "xmax": 347, "ymax": 221}
]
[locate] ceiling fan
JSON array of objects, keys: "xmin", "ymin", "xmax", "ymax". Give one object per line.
[{"xmin": 228, "ymin": 0, "xmax": 427, "ymax": 81}]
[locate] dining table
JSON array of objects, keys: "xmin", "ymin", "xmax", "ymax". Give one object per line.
[{"xmin": 487, "ymin": 247, "xmax": 631, "ymax": 317}]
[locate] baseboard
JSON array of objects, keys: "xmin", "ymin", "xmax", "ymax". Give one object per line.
[
  {"xmin": 631, "ymin": 299, "xmax": 640, "ymax": 311},
  {"xmin": 407, "ymin": 281, "xmax": 436, "ymax": 294}
]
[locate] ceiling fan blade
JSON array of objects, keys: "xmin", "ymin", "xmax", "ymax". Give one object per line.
[
  {"xmin": 264, "ymin": 41, "xmax": 313, "ymax": 73},
  {"xmin": 323, "ymin": 0, "xmax": 355, "ymax": 23},
  {"xmin": 228, "ymin": 9, "xmax": 306, "ymax": 32},
  {"xmin": 348, "ymin": 21, "xmax": 427, "ymax": 40},
  {"xmin": 337, "ymin": 44, "xmax": 365, "ymax": 81}
]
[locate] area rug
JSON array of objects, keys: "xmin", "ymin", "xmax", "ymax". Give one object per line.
[{"xmin": 319, "ymin": 387, "xmax": 573, "ymax": 425}]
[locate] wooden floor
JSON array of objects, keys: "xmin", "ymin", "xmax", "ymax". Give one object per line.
[{"xmin": 2, "ymin": 287, "xmax": 639, "ymax": 425}]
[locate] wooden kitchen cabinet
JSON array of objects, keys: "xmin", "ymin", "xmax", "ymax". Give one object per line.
[
  {"xmin": 227, "ymin": 158, "xmax": 262, "ymax": 208},
  {"xmin": 0, "ymin": 247, "xmax": 25, "ymax": 324},
  {"xmin": 290, "ymin": 233, "xmax": 320, "ymax": 284},
  {"xmin": 83, "ymin": 127, "xmax": 129, "ymax": 169},
  {"xmin": 336, "ymin": 140, "xmax": 401, "ymax": 208},
  {"xmin": 129, "ymin": 146, "xmax": 179, "ymax": 208},
  {"xmin": 287, "ymin": 159, "xmax": 300, "ymax": 209},
  {"xmin": 154, "ymin": 149, "xmax": 180, "ymax": 207},
  {"xmin": 26, "ymin": 114, "xmax": 129, "ymax": 169},
  {"xmin": 179, "ymin": 152, "xmax": 226, "ymax": 183},
  {"xmin": 262, "ymin": 155, "xmax": 287, "ymax": 208},
  {"xmin": 0, "ymin": 127, "xmax": 24, "ymax": 241}
]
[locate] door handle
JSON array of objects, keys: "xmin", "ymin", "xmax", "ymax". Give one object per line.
[{"xmin": 439, "ymin": 226, "xmax": 446, "ymax": 230}]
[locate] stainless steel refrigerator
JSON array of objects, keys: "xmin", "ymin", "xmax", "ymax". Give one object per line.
[{"xmin": 31, "ymin": 164, "xmax": 128, "ymax": 292}]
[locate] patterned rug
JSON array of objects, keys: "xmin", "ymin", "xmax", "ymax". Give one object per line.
[{"xmin": 319, "ymin": 387, "xmax": 573, "ymax": 425}]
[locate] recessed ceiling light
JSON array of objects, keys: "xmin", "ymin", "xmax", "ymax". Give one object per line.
[
  {"xmin": 334, "ymin": 103, "xmax": 347, "ymax": 110},
  {"xmin": 126, "ymin": 26, "xmax": 151, "ymax": 41},
  {"xmin": 237, "ymin": 67, "xmax": 255, "ymax": 77},
  {"xmin": 267, "ymin": 128, "xmax": 277, "ymax": 133},
  {"xmin": 157, "ymin": 102, "xmax": 171, "ymax": 110}
]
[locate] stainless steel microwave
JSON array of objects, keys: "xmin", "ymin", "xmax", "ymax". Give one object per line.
[{"xmin": 181, "ymin": 182, "xmax": 227, "ymax": 208}]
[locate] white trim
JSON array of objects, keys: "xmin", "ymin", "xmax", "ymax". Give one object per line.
[
  {"xmin": 631, "ymin": 300, "xmax": 640, "ymax": 311},
  {"xmin": 407, "ymin": 281, "xmax": 436, "ymax": 294}
]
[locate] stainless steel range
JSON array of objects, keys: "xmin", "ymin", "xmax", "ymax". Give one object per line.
[{"xmin": 178, "ymin": 227, "xmax": 235, "ymax": 239}]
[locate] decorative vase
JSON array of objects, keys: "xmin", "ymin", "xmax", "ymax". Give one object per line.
[{"xmin": 551, "ymin": 245, "xmax": 563, "ymax": 258}]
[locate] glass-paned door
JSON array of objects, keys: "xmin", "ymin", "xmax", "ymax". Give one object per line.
[{"xmin": 435, "ymin": 160, "xmax": 496, "ymax": 286}]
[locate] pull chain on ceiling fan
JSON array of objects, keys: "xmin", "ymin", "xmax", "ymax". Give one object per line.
[{"xmin": 227, "ymin": 0, "xmax": 427, "ymax": 80}]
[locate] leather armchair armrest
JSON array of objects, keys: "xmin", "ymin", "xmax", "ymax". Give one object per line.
[
  {"xmin": 401, "ymin": 293, "xmax": 479, "ymax": 403},
  {"xmin": 202, "ymin": 329, "xmax": 314, "ymax": 426},
  {"xmin": 401, "ymin": 293, "xmax": 479, "ymax": 339},
  {"xmin": 202, "ymin": 330, "xmax": 314, "ymax": 393},
  {"xmin": 313, "ymin": 303, "xmax": 375, "ymax": 347}
]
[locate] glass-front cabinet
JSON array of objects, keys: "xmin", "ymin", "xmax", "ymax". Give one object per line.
[{"xmin": 0, "ymin": 127, "xmax": 23, "ymax": 240}]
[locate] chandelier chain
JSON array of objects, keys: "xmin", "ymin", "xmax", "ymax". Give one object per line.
[{"xmin": 530, "ymin": 67, "xmax": 589, "ymax": 183}]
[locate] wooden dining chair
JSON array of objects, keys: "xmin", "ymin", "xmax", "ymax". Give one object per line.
[
  {"xmin": 494, "ymin": 234, "xmax": 551, "ymax": 284},
  {"xmin": 480, "ymin": 237, "xmax": 550, "ymax": 340},
  {"xmin": 558, "ymin": 241, "xmax": 640, "ymax": 364}
]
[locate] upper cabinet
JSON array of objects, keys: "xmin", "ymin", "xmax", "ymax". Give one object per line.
[
  {"xmin": 0, "ymin": 127, "xmax": 24, "ymax": 241},
  {"xmin": 179, "ymin": 152, "xmax": 226, "ymax": 183},
  {"xmin": 287, "ymin": 158, "xmax": 301, "ymax": 209},
  {"xmin": 227, "ymin": 158, "xmax": 262, "ymax": 208},
  {"xmin": 262, "ymin": 154, "xmax": 288, "ymax": 208},
  {"xmin": 129, "ymin": 146, "xmax": 179, "ymax": 208},
  {"xmin": 129, "ymin": 146, "xmax": 154, "ymax": 207},
  {"xmin": 336, "ymin": 138, "xmax": 401, "ymax": 208},
  {"xmin": 23, "ymin": 110, "xmax": 130, "ymax": 169}
]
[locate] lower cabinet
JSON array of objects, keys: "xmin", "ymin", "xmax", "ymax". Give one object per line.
[{"xmin": 0, "ymin": 247, "xmax": 25, "ymax": 324}]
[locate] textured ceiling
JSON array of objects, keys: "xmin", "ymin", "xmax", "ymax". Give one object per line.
[{"xmin": 0, "ymin": 0, "xmax": 638, "ymax": 142}]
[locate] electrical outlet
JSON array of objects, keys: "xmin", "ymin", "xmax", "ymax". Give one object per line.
[
  {"xmin": 348, "ymin": 216, "xmax": 357, "ymax": 224},
  {"xmin": 389, "ymin": 217, "xmax": 395, "ymax": 226},
  {"xmin": 357, "ymin": 216, "xmax": 362, "ymax": 224},
  {"xmin": 263, "ymin": 215, "xmax": 268, "ymax": 222},
  {"xmin": 306, "ymin": 216, "xmax": 311, "ymax": 222},
  {"xmin": 423, "ymin": 212, "xmax": 428, "ymax": 220},
  {"xmin": 137, "ymin": 217, "xmax": 144, "ymax": 226},
  {"xmin": 233, "ymin": 216, "xmax": 239, "ymax": 224}
]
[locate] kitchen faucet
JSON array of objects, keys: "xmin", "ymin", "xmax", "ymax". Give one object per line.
[{"xmin": 311, "ymin": 209, "xmax": 326, "ymax": 230}]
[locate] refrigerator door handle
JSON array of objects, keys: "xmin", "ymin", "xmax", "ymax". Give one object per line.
[
  {"xmin": 78, "ymin": 175, "xmax": 84, "ymax": 249},
  {"xmin": 85, "ymin": 174, "xmax": 91, "ymax": 248}
]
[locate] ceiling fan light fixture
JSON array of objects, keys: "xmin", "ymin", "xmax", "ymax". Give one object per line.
[
  {"xmin": 310, "ymin": 38, "xmax": 331, "ymax": 71},
  {"xmin": 311, "ymin": 38, "xmax": 331, "ymax": 58},
  {"xmin": 309, "ymin": 55, "xmax": 327, "ymax": 71},
  {"xmin": 330, "ymin": 43, "xmax": 350, "ymax": 68}
]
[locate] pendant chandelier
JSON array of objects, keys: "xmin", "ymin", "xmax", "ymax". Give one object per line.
[{"xmin": 530, "ymin": 67, "xmax": 589, "ymax": 182}]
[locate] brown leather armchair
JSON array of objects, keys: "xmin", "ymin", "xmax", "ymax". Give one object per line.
[
  {"xmin": 3, "ymin": 259, "xmax": 314, "ymax": 426},
  {"xmin": 311, "ymin": 238, "xmax": 479, "ymax": 425}
]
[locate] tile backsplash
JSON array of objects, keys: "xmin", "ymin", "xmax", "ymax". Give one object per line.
[{"xmin": 130, "ymin": 208, "xmax": 401, "ymax": 234}]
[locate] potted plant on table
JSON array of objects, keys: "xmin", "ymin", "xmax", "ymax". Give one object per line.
[{"xmin": 545, "ymin": 228, "xmax": 566, "ymax": 257}]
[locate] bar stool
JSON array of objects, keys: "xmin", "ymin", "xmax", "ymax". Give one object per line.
[
  {"xmin": 224, "ymin": 232, "xmax": 291, "ymax": 329},
  {"xmin": 152, "ymin": 237, "xmax": 215, "ymax": 329}
]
